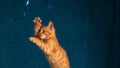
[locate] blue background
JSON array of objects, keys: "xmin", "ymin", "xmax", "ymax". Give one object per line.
[{"xmin": 0, "ymin": 0, "xmax": 120, "ymax": 68}]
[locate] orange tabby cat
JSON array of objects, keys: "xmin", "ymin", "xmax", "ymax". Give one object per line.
[{"xmin": 29, "ymin": 17, "xmax": 70, "ymax": 68}]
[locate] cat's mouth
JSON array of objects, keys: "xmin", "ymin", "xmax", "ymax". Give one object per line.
[{"xmin": 39, "ymin": 34, "xmax": 46, "ymax": 40}]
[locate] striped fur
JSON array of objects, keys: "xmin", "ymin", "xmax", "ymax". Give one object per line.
[{"xmin": 29, "ymin": 17, "xmax": 70, "ymax": 68}]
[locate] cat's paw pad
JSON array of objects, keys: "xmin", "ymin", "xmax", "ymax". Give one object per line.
[{"xmin": 33, "ymin": 17, "xmax": 42, "ymax": 25}]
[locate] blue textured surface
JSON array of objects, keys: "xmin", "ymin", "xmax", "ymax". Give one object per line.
[{"xmin": 0, "ymin": 0, "xmax": 120, "ymax": 68}]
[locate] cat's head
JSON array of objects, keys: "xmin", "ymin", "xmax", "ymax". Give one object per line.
[{"xmin": 37, "ymin": 21, "xmax": 55, "ymax": 40}]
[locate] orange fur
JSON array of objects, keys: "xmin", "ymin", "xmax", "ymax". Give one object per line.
[{"xmin": 29, "ymin": 17, "xmax": 70, "ymax": 68}]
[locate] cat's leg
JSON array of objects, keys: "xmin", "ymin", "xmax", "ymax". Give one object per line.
[
  {"xmin": 29, "ymin": 17, "xmax": 45, "ymax": 49},
  {"xmin": 29, "ymin": 37, "xmax": 42, "ymax": 45},
  {"xmin": 29, "ymin": 37, "xmax": 51, "ymax": 54},
  {"xmin": 33, "ymin": 17, "xmax": 42, "ymax": 36},
  {"xmin": 29, "ymin": 37, "xmax": 47, "ymax": 51}
]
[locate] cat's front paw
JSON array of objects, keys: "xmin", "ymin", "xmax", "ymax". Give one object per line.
[
  {"xmin": 33, "ymin": 17, "xmax": 42, "ymax": 25},
  {"xmin": 29, "ymin": 37, "xmax": 43, "ymax": 47},
  {"xmin": 33, "ymin": 17, "xmax": 42, "ymax": 37},
  {"xmin": 29, "ymin": 37, "xmax": 36, "ymax": 43}
]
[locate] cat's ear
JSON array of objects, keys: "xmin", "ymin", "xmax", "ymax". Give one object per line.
[{"xmin": 47, "ymin": 21, "xmax": 55, "ymax": 32}]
